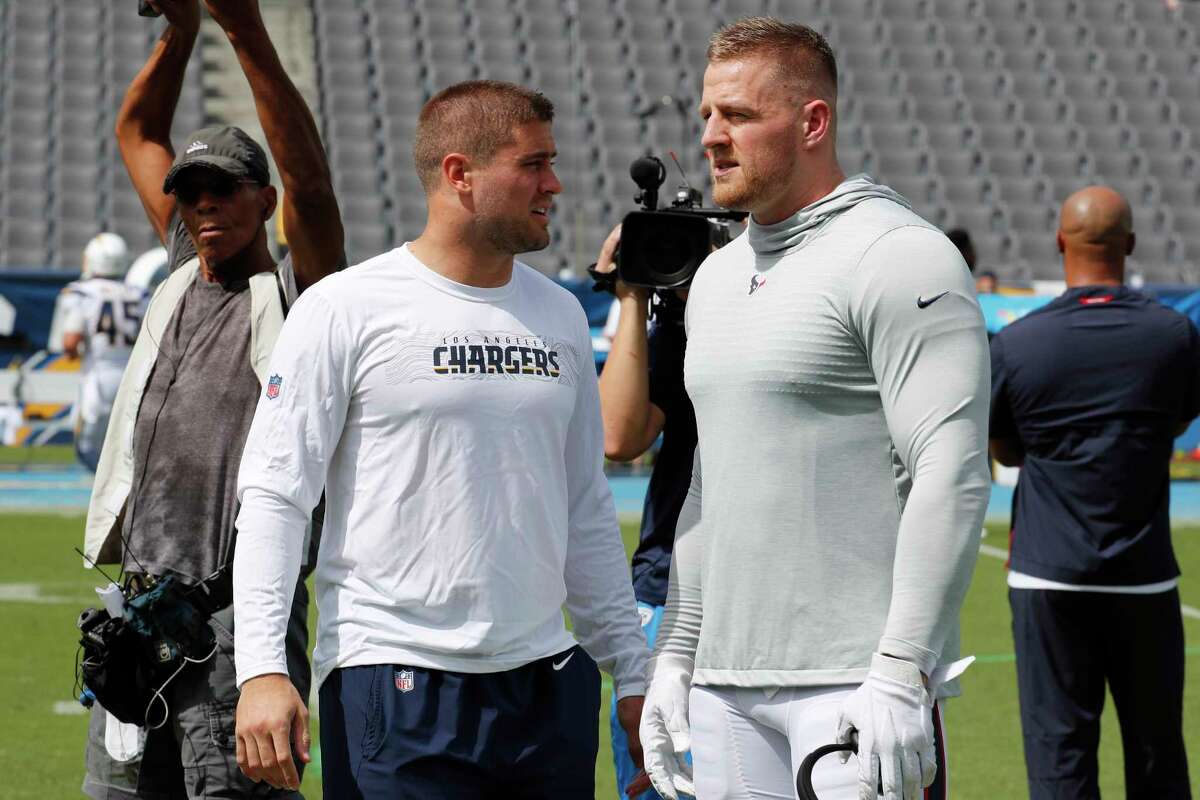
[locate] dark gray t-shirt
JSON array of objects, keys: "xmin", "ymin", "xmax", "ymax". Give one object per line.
[{"xmin": 122, "ymin": 217, "xmax": 297, "ymax": 584}]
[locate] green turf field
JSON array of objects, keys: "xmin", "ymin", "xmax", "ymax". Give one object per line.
[
  {"xmin": 2, "ymin": 513, "xmax": 1197, "ymax": 798},
  {"xmin": 0, "ymin": 445, "xmax": 76, "ymax": 467}
]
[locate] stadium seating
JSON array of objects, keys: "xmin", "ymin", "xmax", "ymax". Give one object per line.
[
  {"xmin": 0, "ymin": 1, "xmax": 203, "ymax": 270},
  {"xmin": 3, "ymin": 0, "xmax": 1200, "ymax": 283}
]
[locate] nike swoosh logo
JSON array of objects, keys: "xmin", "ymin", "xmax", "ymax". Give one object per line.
[
  {"xmin": 552, "ymin": 653, "xmax": 574, "ymax": 671},
  {"xmin": 917, "ymin": 291, "xmax": 949, "ymax": 309}
]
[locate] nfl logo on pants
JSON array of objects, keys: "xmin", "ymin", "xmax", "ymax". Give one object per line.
[{"xmin": 395, "ymin": 669, "xmax": 414, "ymax": 692}]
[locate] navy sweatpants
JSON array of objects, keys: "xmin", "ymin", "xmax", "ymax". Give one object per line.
[
  {"xmin": 1010, "ymin": 588, "xmax": 1191, "ymax": 800},
  {"xmin": 319, "ymin": 645, "xmax": 600, "ymax": 799}
]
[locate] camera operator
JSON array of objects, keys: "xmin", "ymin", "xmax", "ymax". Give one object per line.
[
  {"xmin": 595, "ymin": 224, "xmax": 697, "ymax": 800},
  {"xmin": 80, "ymin": 1, "xmax": 342, "ymax": 797}
]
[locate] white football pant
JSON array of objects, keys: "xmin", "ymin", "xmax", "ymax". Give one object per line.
[
  {"xmin": 689, "ymin": 684, "xmax": 949, "ymax": 800},
  {"xmin": 75, "ymin": 368, "xmax": 121, "ymax": 472}
]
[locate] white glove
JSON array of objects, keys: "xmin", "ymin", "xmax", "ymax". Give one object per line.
[
  {"xmin": 639, "ymin": 653, "xmax": 695, "ymax": 800},
  {"xmin": 836, "ymin": 654, "xmax": 974, "ymax": 800}
]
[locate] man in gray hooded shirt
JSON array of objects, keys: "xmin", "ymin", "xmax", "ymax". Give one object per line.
[{"xmin": 639, "ymin": 18, "xmax": 991, "ymax": 800}]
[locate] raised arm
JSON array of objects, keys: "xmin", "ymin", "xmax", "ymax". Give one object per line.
[
  {"xmin": 114, "ymin": 0, "xmax": 200, "ymax": 242},
  {"xmin": 594, "ymin": 226, "xmax": 667, "ymax": 461},
  {"xmin": 204, "ymin": 0, "xmax": 343, "ymax": 291}
]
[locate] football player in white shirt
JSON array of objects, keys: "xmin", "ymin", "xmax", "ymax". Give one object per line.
[
  {"xmin": 60, "ymin": 233, "xmax": 147, "ymax": 471},
  {"xmin": 233, "ymin": 80, "xmax": 650, "ymax": 798}
]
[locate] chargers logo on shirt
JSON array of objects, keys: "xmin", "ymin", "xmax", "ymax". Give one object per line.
[
  {"xmin": 386, "ymin": 330, "xmax": 579, "ymax": 387},
  {"xmin": 433, "ymin": 339, "xmax": 561, "ymax": 378}
]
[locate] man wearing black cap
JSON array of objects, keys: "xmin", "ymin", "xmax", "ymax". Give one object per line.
[{"xmin": 80, "ymin": 0, "xmax": 342, "ymax": 797}]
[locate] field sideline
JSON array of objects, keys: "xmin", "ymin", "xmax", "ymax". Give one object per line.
[{"xmin": 1, "ymin": 513, "xmax": 1197, "ymax": 798}]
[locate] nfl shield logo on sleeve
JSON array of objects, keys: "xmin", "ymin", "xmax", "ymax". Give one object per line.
[
  {"xmin": 266, "ymin": 374, "xmax": 282, "ymax": 400},
  {"xmin": 395, "ymin": 669, "xmax": 414, "ymax": 692}
]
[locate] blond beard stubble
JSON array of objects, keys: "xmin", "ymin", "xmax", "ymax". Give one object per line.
[{"xmin": 711, "ymin": 161, "xmax": 769, "ymax": 212}]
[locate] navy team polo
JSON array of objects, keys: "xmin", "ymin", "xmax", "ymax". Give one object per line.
[{"xmin": 990, "ymin": 284, "xmax": 1200, "ymax": 585}]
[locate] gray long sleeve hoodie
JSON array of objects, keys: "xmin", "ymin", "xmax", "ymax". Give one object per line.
[{"xmin": 654, "ymin": 176, "xmax": 990, "ymax": 693}]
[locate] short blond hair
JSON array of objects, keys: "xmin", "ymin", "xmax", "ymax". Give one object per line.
[
  {"xmin": 707, "ymin": 17, "xmax": 838, "ymax": 100},
  {"xmin": 413, "ymin": 80, "xmax": 555, "ymax": 192}
]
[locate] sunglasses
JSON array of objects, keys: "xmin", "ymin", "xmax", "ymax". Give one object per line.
[{"xmin": 172, "ymin": 175, "xmax": 260, "ymax": 206}]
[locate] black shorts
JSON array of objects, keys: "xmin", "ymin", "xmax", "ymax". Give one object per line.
[{"xmin": 319, "ymin": 645, "xmax": 601, "ymax": 800}]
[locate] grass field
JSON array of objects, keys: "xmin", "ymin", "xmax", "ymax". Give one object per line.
[
  {"xmin": 0, "ymin": 445, "xmax": 75, "ymax": 466},
  {"xmin": 2, "ymin": 513, "xmax": 1197, "ymax": 798}
]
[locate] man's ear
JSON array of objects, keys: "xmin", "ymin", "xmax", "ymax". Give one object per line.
[
  {"xmin": 801, "ymin": 99, "xmax": 834, "ymax": 150},
  {"xmin": 1056, "ymin": 230, "xmax": 1065, "ymax": 255},
  {"xmin": 442, "ymin": 153, "xmax": 472, "ymax": 193},
  {"xmin": 260, "ymin": 185, "xmax": 278, "ymax": 222}
]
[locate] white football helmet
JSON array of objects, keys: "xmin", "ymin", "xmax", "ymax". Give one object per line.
[
  {"xmin": 81, "ymin": 233, "xmax": 132, "ymax": 279},
  {"xmin": 126, "ymin": 247, "xmax": 170, "ymax": 292}
]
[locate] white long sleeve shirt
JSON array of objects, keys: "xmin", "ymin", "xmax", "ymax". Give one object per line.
[
  {"xmin": 233, "ymin": 245, "xmax": 648, "ymax": 697},
  {"xmin": 656, "ymin": 185, "xmax": 990, "ymax": 692}
]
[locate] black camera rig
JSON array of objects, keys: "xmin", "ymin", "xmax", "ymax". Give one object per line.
[{"xmin": 615, "ymin": 155, "xmax": 747, "ymax": 290}]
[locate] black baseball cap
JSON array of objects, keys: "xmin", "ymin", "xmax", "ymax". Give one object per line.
[{"xmin": 162, "ymin": 125, "xmax": 271, "ymax": 194}]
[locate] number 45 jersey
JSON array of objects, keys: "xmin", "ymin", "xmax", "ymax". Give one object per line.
[{"xmin": 60, "ymin": 277, "xmax": 148, "ymax": 431}]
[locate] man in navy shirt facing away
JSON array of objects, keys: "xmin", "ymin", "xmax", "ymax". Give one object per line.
[{"xmin": 990, "ymin": 185, "xmax": 1197, "ymax": 800}]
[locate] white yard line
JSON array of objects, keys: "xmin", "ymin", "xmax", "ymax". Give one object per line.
[
  {"xmin": 976, "ymin": 544, "xmax": 1200, "ymax": 621},
  {"xmin": 978, "ymin": 543, "xmax": 1010, "ymax": 561},
  {"xmin": 0, "ymin": 582, "xmax": 75, "ymax": 604},
  {"xmin": 52, "ymin": 701, "xmax": 87, "ymax": 715}
]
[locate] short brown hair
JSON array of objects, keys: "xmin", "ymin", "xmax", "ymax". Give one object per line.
[
  {"xmin": 413, "ymin": 80, "xmax": 555, "ymax": 192},
  {"xmin": 707, "ymin": 17, "xmax": 838, "ymax": 100}
]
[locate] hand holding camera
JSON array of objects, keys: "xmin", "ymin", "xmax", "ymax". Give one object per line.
[{"xmin": 592, "ymin": 224, "xmax": 647, "ymax": 304}]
